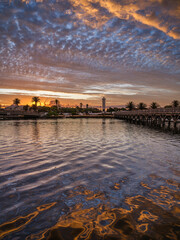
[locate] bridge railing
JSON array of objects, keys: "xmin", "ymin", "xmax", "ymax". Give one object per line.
[{"xmin": 115, "ymin": 107, "xmax": 180, "ymax": 116}]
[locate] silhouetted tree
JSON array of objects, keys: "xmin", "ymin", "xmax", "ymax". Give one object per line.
[
  {"xmin": 126, "ymin": 101, "xmax": 135, "ymax": 111},
  {"xmin": 137, "ymin": 102, "xmax": 147, "ymax": 110},
  {"xmin": 164, "ymin": 105, "xmax": 172, "ymax": 108},
  {"xmin": 13, "ymin": 98, "xmax": 20, "ymax": 106},
  {"xmin": 150, "ymin": 102, "xmax": 159, "ymax": 109},
  {"xmin": 172, "ymin": 100, "xmax": 179, "ymax": 108},
  {"xmin": 23, "ymin": 104, "xmax": 29, "ymax": 111},
  {"xmin": 107, "ymin": 107, "xmax": 115, "ymax": 112},
  {"xmin": 107, "ymin": 107, "xmax": 121, "ymax": 112},
  {"xmin": 32, "ymin": 97, "xmax": 40, "ymax": 110},
  {"xmin": 55, "ymin": 99, "xmax": 60, "ymax": 109}
]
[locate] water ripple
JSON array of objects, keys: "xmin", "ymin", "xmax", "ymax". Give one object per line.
[{"xmin": 0, "ymin": 119, "xmax": 179, "ymax": 239}]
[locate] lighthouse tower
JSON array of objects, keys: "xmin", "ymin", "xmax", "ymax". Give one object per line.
[{"xmin": 102, "ymin": 97, "xmax": 106, "ymax": 112}]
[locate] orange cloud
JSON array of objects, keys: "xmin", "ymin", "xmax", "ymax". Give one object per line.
[{"xmin": 70, "ymin": 0, "xmax": 180, "ymax": 39}]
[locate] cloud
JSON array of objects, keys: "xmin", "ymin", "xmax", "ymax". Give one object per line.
[
  {"xmin": 83, "ymin": 82, "xmax": 176, "ymax": 96},
  {"xmin": 0, "ymin": 0, "xmax": 179, "ymax": 105},
  {"xmin": 70, "ymin": 0, "xmax": 180, "ymax": 39},
  {"xmin": 0, "ymin": 88, "xmax": 96, "ymax": 100}
]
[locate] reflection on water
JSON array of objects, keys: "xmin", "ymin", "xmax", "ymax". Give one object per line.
[
  {"xmin": 0, "ymin": 203, "xmax": 56, "ymax": 239},
  {"xmin": 32, "ymin": 121, "xmax": 40, "ymax": 142},
  {"xmin": 0, "ymin": 119, "xmax": 179, "ymax": 239},
  {"xmin": 1, "ymin": 183, "xmax": 179, "ymax": 240},
  {"xmin": 25, "ymin": 183, "xmax": 180, "ymax": 240}
]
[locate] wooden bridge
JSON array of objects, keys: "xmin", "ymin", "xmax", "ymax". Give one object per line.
[{"xmin": 114, "ymin": 107, "xmax": 180, "ymax": 132}]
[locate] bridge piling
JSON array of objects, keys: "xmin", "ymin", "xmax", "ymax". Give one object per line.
[{"xmin": 114, "ymin": 108, "xmax": 180, "ymax": 133}]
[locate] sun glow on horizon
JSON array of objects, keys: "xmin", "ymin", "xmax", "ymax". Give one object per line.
[{"xmin": 0, "ymin": 88, "xmax": 98, "ymax": 100}]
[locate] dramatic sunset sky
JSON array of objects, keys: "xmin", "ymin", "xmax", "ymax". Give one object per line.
[{"xmin": 0, "ymin": 0, "xmax": 180, "ymax": 107}]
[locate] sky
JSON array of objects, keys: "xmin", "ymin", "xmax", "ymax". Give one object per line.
[{"xmin": 0, "ymin": 0, "xmax": 180, "ymax": 107}]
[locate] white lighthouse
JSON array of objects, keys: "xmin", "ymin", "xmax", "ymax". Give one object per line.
[{"xmin": 102, "ymin": 97, "xmax": 106, "ymax": 112}]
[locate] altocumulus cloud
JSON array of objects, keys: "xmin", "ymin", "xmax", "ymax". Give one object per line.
[{"xmin": 0, "ymin": 0, "xmax": 180, "ymax": 104}]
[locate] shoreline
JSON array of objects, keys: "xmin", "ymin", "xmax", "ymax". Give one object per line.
[
  {"xmin": 0, "ymin": 115, "xmax": 114, "ymax": 120},
  {"xmin": 1, "ymin": 115, "xmax": 179, "ymax": 134}
]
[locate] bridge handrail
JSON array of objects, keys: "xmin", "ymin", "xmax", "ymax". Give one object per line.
[{"xmin": 115, "ymin": 107, "xmax": 180, "ymax": 116}]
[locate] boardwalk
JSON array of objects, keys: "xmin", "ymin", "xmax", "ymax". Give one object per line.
[{"xmin": 114, "ymin": 107, "xmax": 180, "ymax": 132}]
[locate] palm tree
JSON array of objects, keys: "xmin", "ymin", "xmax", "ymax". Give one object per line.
[
  {"xmin": 150, "ymin": 102, "xmax": 159, "ymax": 109},
  {"xmin": 32, "ymin": 97, "xmax": 40, "ymax": 110},
  {"xmin": 55, "ymin": 99, "xmax": 59, "ymax": 109},
  {"xmin": 137, "ymin": 102, "xmax": 147, "ymax": 110},
  {"xmin": 172, "ymin": 100, "xmax": 179, "ymax": 108},
  {"xmin": 13, "ymin": 98, "xmax": 20, "ymax": 106},
  {"xmin": 126, "ymin": 101, "xmax": 135, "ymax": 111}
]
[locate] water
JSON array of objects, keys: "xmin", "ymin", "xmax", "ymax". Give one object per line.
[{"xmin": 0, "ymin": 119, "xmax": 179, "ymax": 239}]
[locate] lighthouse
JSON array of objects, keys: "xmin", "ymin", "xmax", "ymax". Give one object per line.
[{"xmin": 102, "ymin": 97, "xmax": 106, "ymax": 112}]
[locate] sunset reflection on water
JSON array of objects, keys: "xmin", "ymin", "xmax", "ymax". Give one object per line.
[
  {"xmin": 1, "ymin": 181, "xmax": 179, "ymax": 240},
  {"xmin": 25, "ymin": 182, "xmax": 180, "ymax": 239},
  {"xmin": 0, "ymin": 119, "xmax": 179, "ymax": 239}
]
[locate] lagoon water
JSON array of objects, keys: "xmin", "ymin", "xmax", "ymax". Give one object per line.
[{"xmin": 0, "ymin": 119, "xmax": 180, "ymax": 239}]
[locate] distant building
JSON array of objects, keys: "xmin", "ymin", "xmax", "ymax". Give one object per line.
[
  {"xmin": 49, "ymin": 100, "xmax": 61, "ymax": 107},
  {"xmin": 49, "ymin": 100, "xmax": 56, "ymax": 107},
  {"xmin": 80, "ymin": 103, "xmax": 83, "ymax": 108},
  {"xmin": 5, "ymin": 105, "xmax": 24, "ymax": 111},
  {"xmin": 102, "ymin": 97, "xmax": 106, "ymax": 112}
]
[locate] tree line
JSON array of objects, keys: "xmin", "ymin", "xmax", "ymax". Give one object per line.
[
  {"xmin": 13, "ymin": 97, "xmax": 40, "ymax": 108},
  {"xmin": 107, "ymin": 100, "xmax": 179, "ymax": 112},
  {"xmin": 125, "ymin": 100, "xmax": 179, "ymax": 111},
  {"xmin": 12, "ymin": 97, "xmax": 179, "ymax": 112},
  {"xmin": 12, "ymin": 97, "xmax": 101, "ymax": 116}
]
